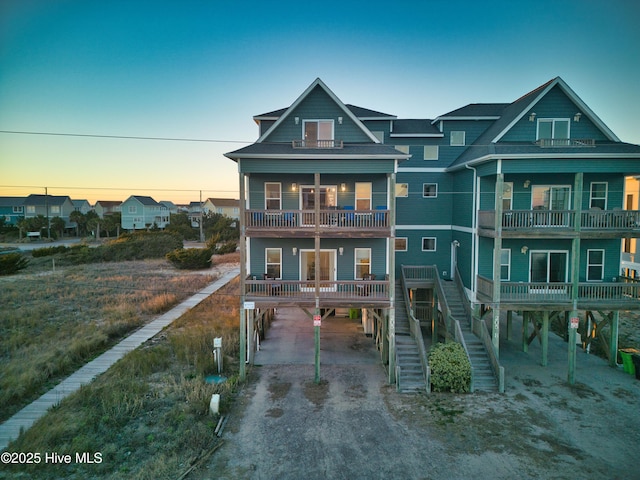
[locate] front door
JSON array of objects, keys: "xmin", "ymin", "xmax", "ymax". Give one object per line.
[{"xmin": 300, "ymin": 249, "xmax": 337, "ymax": 291}]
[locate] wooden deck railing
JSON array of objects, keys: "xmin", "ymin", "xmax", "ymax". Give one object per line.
[
  {"xmin": 535, "ymin": 138, "xmax": 595, "ymax": 147},
  {"xmin": 244, "ymin": 278, "xmax": 389, "ymax": 302},
  {"xmin": 245, "ymin": 209, "xmax": 390, "ymax": 229},
  {"xmin": 478, "ymin": 209, "xmax": 640, "ymax": 231},
  {"xmin": 292, "ymin": 139, "xmax": 344, "ymax": 148},
  {"xmin": 477, "ymin": 275, "xmax": 640, "ymax": 306}
]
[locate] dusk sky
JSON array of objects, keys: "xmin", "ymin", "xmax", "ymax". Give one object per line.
[{"xmin": 1, "ymin": 0, "xmax": 639, "ymax": 204}]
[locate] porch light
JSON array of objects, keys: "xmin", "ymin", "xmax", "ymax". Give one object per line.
[
  {"xmin": 524, "ymin": 180, "xmax": 530, "ymax": 188},
  {"xmin": 521, "ymin": 246, "xmax": 528, "ymax": 255},
  {"xmin": 574, "ymin": 112, "xmax": 582, "ymax": 122},
  {"xmin": 339, "ymin": 247, "xmax": 344, "ymax": 255},
  {"xmin": 292, "ymin": 247, "xmax": 297, "ymax": 256},
  {"xmin": 295, "ymin": 117, "xmax": 300, "ymax": 125},
  {"xmin": 529, "ymin": 112, "xmax": 536, "ymax": 122},
  {"xmin": 341, "ymin": 183, "xmax": 346, "ymax": 192},
  {"xmin": 338, "ymin": 116, "xmax": 343, "ymax": 124},
  {"xmin": 292, "ymin": 183, "xmax": 297, "ymax": 191}
]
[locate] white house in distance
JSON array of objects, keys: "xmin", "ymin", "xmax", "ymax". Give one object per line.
[
  {"xmin": 94, "ymin": 200, "xmax": 122, "ymax": 219},
  {"xmin": 120, "ymin": 195, "xmax": 169, "ymax": 231},
  {"xmin": 203, "ymin": 197, "xmax": 240, "ymax": 220}
]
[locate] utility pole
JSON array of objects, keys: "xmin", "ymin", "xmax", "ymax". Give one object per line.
[
  {"xmin": 199, "ymin": 190, "xmax": 204, "ymax": 243},
  {"xmin": 45, "ymin": 186, "xmax": 51, "ymax": 239}
]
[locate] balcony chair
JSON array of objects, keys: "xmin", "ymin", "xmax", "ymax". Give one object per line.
[
  {"xmin": 263, "ymin": 273, "xmax": 282, "ymax": 296},
  {"xmin": 356, "ymin": 273, "xmax": 376, "ymax": 296},
  {"xmin": 374, "ymin": 206, "xmax": 386, "ymax": 226},
  {"xmin": 342, "ymin": 205, "xmax": 355, "ymax": 226}
]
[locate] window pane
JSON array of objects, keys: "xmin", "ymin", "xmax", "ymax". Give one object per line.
[
  {"xmin": 424, "ymin": 145, "xmax": 438, "ymax": 160},
  {"xmin": 450, "ymin": 131, "xmax": 465, "ymax": 146},
  {"xmin": 395, "ymin": 238, "xmax": 407, "ymax": 251},
  {"xmin": 538, "ymin": 120, "xmax": 552, "ymax": 139},
  {"xmin": 422, "ymin": 238, "xmax": 436, "ymax": 251},
  {"xmin": 554, "ymin": 120, "xmax": 569, "ymax": 139},
  {"xmin": 304, "ymin": 122, "xmax": 317, "ymax": 142},
  {"xmin": 318, "ymin": 121, "xmax": 333, "ymax": 140},
  {"xmin": 588, "ymin": 265, "xmax": 603, "ymax": 281},
  {"xmin": 423, "ymin": 184, "xmax": 437, "ymax": 197},
  {"xmin": 588, "ymin": 250, "xmax": 603, "ymax": 264},
  {"xmin": 396, "ymin": 184, "xmax": 408, "ymax": 197}
]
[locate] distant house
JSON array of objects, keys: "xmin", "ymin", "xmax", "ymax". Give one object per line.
[
  {"xmin": 120, "ymin": 195, "xmax": 169, "ymax": 230},
  {"xmin": 94, "ymin": 200, "xmax": 122, "ymax": 218},
  {"xmin": 160, "ymin": 200, "xmax": 179, "ymax": 214},
  {"xmin": 23, "ymin": 194, "xmax": 75, "ymax": 228},
  {"xmin": 72, "ymin": 199, "xmax": 92, "ymax": 214},
  {"xmin": 203, "ymin": 197, "xmax": 240, "ymax": 219},
  {"xmin": 0, "ymin": 197, "xmax": 25, "ymax": 226},
  {"xmin": 187, "ymin": 201, "xmax": 203, "ymax": 227}
]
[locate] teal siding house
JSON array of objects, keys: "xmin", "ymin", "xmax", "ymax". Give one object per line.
[
  {"xmin": 0, "ymin": 197, "xmax": 25, "ymax": 226},
  {"xmin": 120, "ymin": 195, "xmax": 170, "ymax": 231},
  {"xmin": 226, "ymin": 77, "xmax": 640, "ymax": 390}
]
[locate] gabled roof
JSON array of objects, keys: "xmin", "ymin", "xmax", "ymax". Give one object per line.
[
  {"xmin": 391, "ymin": 119, "xmax": 443, "ymax": 137},
  {"xmin": 256, "ymin": 78, "xmax": 381, "ymax": 144},
  {"xmin": 0, "ymin": 196, "xmax": 26, "ymax": 207},
  {"xmin": 491, "ymin": 77, "xmax": 620, "ymax": 143},
  {"xmin": 345, "ymin": 104, "xmax": 396, "ymax": 119},
  {"xmin": 206, "ymin": 198, "xmax": 239, "ymax": 207},
  {"xmin": 95, "ymin": 200, "xmax": 121, "ymax": 207},
  {"xmin": 433, "ymin": 103, "xmax": 508, "ymax": 122},
  {"xmin": 24, "ymin": 194, "xmax": 72, "ymax": 206},
  {"xmin": 125, "ymin": 195, "xmax": 159, "ymax": 206},
  {"xmin": 225, "ymin": 142, "xmax": 410, "ymax": 161}
]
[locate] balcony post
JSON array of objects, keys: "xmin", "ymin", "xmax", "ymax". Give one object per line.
[
  {"xmin": 491, "ymin": 172, "xmax": 504, "ymax": 355},
  {"xmin": 568, "ymin": 172, "xmax": 582, "ymax": 384},
  {"xmin": 239, "ymin": 172, "xmax": 247, "ymax": 380},
  {"xmin": 387, "ymin": 172, "xmax": 396, "ymax": 384},
  {"xmin": 314, "ymin": 172, "xmax": 321, "ymax": 383}
]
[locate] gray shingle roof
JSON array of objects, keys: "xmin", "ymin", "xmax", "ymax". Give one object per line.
[
  {"xmin": 436, "ymin": 103, "xmax": 508, "ymax": 119},
  {"xmin": 225, "ymin": 142, "xmax": 410, "ymax": 159},
  {"xmin": 391, "ymin": 119, "xmax": 441, "ymax": 136}
]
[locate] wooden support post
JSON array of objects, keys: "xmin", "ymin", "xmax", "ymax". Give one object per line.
[
  {"xmin": 609, "ymin": 310, "xmax": 619, "ymax": 368},
  {"xmin": 314, "ymin": 172, "xmax": 321, "ymax": 384},
  {"xmin": 247, "ymin": 309, "xmax": 255, "ymax": 365},
  {"xmin": 432, "ymin": 290, "xmax": 439, "ymax": 342},
  {"xmin": 239, "ymin": 172, "xmax": 247, "ymax": 381},
  {"xmin": 506, "ymin": 310, "xmax": 513, "ymax": 341},
  {"xmin": 491, "ymin": 172, "xmax": 504, "ymax": 355},
  {"xmin": 522, "ymin": 311, "xmax": 529, "ymax": 353},
  {"xmin": 492, "ymin": 308, "xmax": 501, "ymax": 357},
  {"xmin": 568, "ymin": 304, "xmax": 578, "ymax": 385},
  {"xmin": 541, "ymin": 311, "xmax": 549, "ymax": 367},
  {"xmin": 387, "ymin": 172, "xmax": 397, "ymax": 385}
]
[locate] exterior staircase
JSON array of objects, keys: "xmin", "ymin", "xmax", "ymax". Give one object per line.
[
  {"xmin": 394, "ymin": 281, "xmax": 427, "ymax": 393},
  {"xmin": 440, "ymin": 280, "xmax": 499, "ymax": 393}
]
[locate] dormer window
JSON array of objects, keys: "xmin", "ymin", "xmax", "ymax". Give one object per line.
[
  {"xmin": 537, "ymin": 118, "xmax": 569, "ymax": 140},
  {"xmin": 303, "ymin": 120, "xmax": 333, "ymax": 147}
]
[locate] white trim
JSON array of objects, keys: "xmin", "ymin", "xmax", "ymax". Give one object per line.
[
  {"xmin": 432, "ymin": 116, "xmax": 501, "ymax": 123},
  {"xmin": 536, "ymin": 117, "xmax": 570, "ymax": 140},
  {"xmin": 355, "ymin": 182, "xmax": 372, "ymax": 210},
  {"xmin": 264, "ymin": 182, "xmax": 282, "ymax": 210},
  {"xmin": 586, "ymin": 248, "xmax": 605, "ymax": 281},
  {"xmin": 229, "ymin": 153, "xmax": 411, "ymax": 160},
  {"xmin": 450, "ymin": 131, "xmax": 466, "ymax": 146},
  {"xmin": 447, "ymin": 152, "xmax": 640, "ymax": 171},
  {"xmin": 397, "ymin": 167, "xmax": 446, "ymax": 173},
  {"xmin": 256, "ymin": 78, "xmax": 381, "ymax": 144},
  {"xmin": 265, "ymin": 247, "xmax": 282, "ymax": 279},
  {"xmin": 354, "ymin": 247, "xmax": 372, "ymax": 279},
  {"xmin": 396, "ymin": 224, "xmax": 452, "ymax": 230},
  {"xmin": 500, "ymin": 248, "xmax": 511, "ymax": 281},
  {"xmin": 422, "ymin": 183, "xmax": 438, "ymax": 198},
  {"xmin": 492, "ymin": 77, "xmax": 620, "ymax": 143},
  {"xmin": 423, "ymin": 145, "xmax": 439, "ymax": 160},
  {"xmin": 302, "ymin": 119, "xmax": 334, "ymax": 143},
  {"xmin": 421, "ymin": 237, "xmax": 437, "ymax": 252},
  {"xmin": 299, "ymin": 249, "xmax": 337, "ymax": 291},
  {"xmin": 528, "ymin": 250, "xmax": 569, "ymax": 283},
  {"xmin": 589, "ymin": 181, "xmax": 608, "ymax": 209},
  {"xmin": 389, "ymin": 133, "xmax": 444, "ymax": 138}
]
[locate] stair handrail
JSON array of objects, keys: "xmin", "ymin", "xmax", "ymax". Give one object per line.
[
  {"xmin": 453, "ymin": 268, "xmax": 505, "ymax": 393},
  {"xmin": 400, "ymin": 267, "xmax": 431, "ymax": 393}
]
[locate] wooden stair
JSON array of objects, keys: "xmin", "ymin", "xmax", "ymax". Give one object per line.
[
  {"xmin": 394, "ymin": 281, "xmax": 427, "ymax": 393},
  {"xmin": 440, "ymin": 281, "xmax": 499, "ymax": 393}
]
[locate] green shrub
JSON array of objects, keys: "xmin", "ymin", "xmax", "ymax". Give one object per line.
[
  {"xmin": 32, "ymin": 245, "xmax": 70, "ymax": 257},
  {"xmin": 166, "ymin": 248, "xmax": 213, "ymax": 270},
  {"xmin": 215, "ymin": 241, "xmax": 237, "ymax": 255},
  {"xmin": 428, "ymin": 342, "xmax": 471, "ymax": 393},
  {"xmin": 0, "ymin": 252, "xmax": 29, "ymax": 275}
]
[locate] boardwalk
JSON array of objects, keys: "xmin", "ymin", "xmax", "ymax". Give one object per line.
[{"xmin": 0, "ymin": 267, "xmax": 239, "ymax": 451}]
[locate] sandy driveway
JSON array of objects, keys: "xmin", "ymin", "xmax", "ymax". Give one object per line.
[{"xmin": 199, "ymin": 310, "xmax": 640, "ymax": 480}]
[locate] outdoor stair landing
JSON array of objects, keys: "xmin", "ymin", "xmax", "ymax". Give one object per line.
[{"xmin": 395, "ymin": 281, "xmax": 427, "ymax": 393}]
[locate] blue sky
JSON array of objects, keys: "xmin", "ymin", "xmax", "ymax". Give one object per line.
[{"xmin": 1, "ymin": 0, "xmax": 639, "ymax": 203}]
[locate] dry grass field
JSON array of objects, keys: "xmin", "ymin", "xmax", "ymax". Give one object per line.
[
  {"xmin": 0, "ymin": 257, "xmax": 222, "ymax": 423},
  {"xmin": 1, "ymin": 255, "xmax": 240, "ymax": 480}
]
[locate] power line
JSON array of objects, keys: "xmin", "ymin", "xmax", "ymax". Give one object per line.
[{"xmin": 0, "ymin": 130, "xmax": 253, "ymax": 144}]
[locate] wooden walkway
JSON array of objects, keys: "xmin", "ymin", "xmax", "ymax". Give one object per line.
[{"xmin": 0, "ymin": 268, "xmax": 239, "ymax": 451}]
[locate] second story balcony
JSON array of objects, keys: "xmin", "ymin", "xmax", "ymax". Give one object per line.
[
  {"xmin": 478, "ymin": 209, "xmax": 640, "ymax": 238},
  {"xmin": 244, "ymin": 208, "xmax": 391, "ymax": 238}
]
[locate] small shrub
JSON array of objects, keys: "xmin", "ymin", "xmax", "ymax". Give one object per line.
[
  {"xmin": 0, "ymin": 252, "xmax": 29, "ymax": 275},
  {"xmin": 166, "ymin": 247, "xmax": 213, "ymax": 270},
  {"xmin": 428, "ymin": 342, "xmax": 471, "ymax": 393},
  {"xmin": 216, "ymin": 241, "xmax": 237, "ymax": 255},
  {"xmin": 31, "ymin": 245, "xmax": 70, "ymax": 257}
]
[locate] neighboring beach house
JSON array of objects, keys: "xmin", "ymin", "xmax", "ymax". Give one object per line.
[
  {"xmin": 94, "ymin": 200, "xmax": 122, "ymax": 218},
  {"xmin": 203, "ymin": 197, "xmax": 240, "ymax": 220},
  {"xmin": 0, "ymin": 197, "xmax": 25, "ymax": 225},
  {"xmin": 23, "ymin": 194, "xmax": 75, "ymax": 229},
  {"xmin": 120, "ymin": 195, "xmax": 169, "ymax": 230},
  {"xmin": 226, "ymin": 77, "xmax": 640, "ymax": 392}
]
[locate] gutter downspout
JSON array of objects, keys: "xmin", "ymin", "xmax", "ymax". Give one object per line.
[{"xmin": 465, "ymin": 164, "xmax": 478, "ymax": 295}]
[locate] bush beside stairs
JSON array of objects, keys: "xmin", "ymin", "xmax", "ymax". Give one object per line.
[{"xmin": 440, "ymin": 280, "xmax": 499, "ymax": 393}]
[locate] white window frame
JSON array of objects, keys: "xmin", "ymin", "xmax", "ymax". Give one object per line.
[
  {"xmin": 423, "ymin": 145, "xmax": 439, "ymax": 160},
  {"xmin": 396, "ymin": 183, "xmax": 408, "ymax": 198},
  {"xmin": 500, "ymin": 248, "xmax": 511, "ymax": 281},
  {"xmin": 395, "ymin": 145, "xmax": 410, "ymax": 154},
  {"xmin": 537, "ymin": 118, "xmax": 570, "ymax": 140},
  {"xmin": 265, "ymin": 182, "xmax": 281, "ymax": 210},
  {"xmin": 265, "ymin": 248, "xmax": 282, "ymax": 279},
  {"xmin": 422, "ymin": 237, "xmax": 437, "ymax": 252},
  {"xmin": 395, "ymin": 237, "xmax": 408, "ymax": 252},
  {"xmin": 303, "ymin": 119, "xmax": 334, "ymax": 145},
  {"xmin": 26, "ymin": 205, "xmax": 35, "ymax": 214},
  {"xmin": 372, "ymin": 131, "xmax": 384, "ymax": 143},
  {"xmin": 422, "ymin": 183, "xmax": 438, "ymax": 198},
  {"xmin": 586, "ymin": 249, "xmax": 605, "ymax": 282},
  {"xmin": 355, "ymin": 182, "xmax": 372, "ymax": 210},
  {"xmin": 450, "ymin": 131, "xmax": 465, "ymax": 146},
  {"xmin": 50, "ymin": 205, "xmax": 60, "ymax": 215},
  {"xmin": 354, "ymin": 248, "xmax": 371, "ymax": 279},
  {"xmin": 589, "ymin": 182, "xmax": 608, "ymax": 210},
  {"xmin": 128, "ymin": 205, "xmax": 137, "ymax": 214}
]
